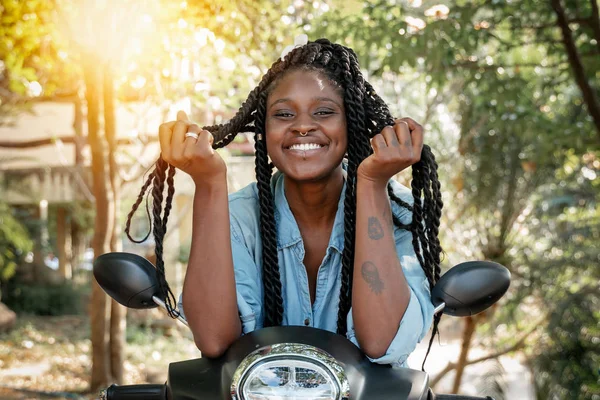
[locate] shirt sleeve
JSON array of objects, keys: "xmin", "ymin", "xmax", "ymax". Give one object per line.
[
  {"xmin": 345, "ymin": 220, "xmax": 435, "ymax": 367},
  {"xmin": 230, "ymin": 226, "xmax": 264, "ymax": 334}
]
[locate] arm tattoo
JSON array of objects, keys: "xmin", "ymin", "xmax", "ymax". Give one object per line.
[
  {"xmin": 361, "ymin": 261, "xmax": 384, "ymax": 294},
  {"xmin": 368, "ymin": 216, "xmax": 384, "ymax": 240}
]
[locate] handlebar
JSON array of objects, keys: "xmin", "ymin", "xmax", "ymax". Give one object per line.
[
  {"xmin": 100, "ymin": 384, "xmax": 167, "ymax": 400},
  {"xmin": 430, "ymin": 392, "xmax": 495, "ymax": 400},
  {"xmin": 428, "ymin": 389, "xmax": 495, "ymax": 400},
  {"xmin": 435, "ymin": 397, "xmax": 494, "ymax": 400}
]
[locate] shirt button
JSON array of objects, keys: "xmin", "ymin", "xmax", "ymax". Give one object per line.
[{"xmin": 304, "ymin": 318, "xmax": 310, "ymax": 326}]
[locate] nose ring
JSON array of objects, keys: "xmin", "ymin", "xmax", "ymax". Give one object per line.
[{"xmin": 299, "ymin": 131, "xmax": 308, "ymax": 137}]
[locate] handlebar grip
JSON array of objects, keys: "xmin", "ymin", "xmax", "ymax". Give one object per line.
[{"xmin": 101, "ymin": 384, "xmax": 167, "ymax": 400}]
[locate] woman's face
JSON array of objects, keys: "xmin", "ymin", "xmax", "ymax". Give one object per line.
[{"xmin": 265, "ymin": 69, "xmax": 347, "ymax": 183}]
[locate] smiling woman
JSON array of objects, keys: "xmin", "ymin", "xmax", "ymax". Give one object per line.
[
  {"xmin": 126, "ymin": 38, "xmax": 444, "ymax": 367},
  {"xmin": 265, "ymin": 69, "xmax": 347, "ymax": 182}
]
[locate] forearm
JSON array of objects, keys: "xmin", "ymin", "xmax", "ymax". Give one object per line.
[
  {"xmin": 352, "ymin": 178, "xmax": 411, "ymax": 358},
  {"xmin": 182, "ymin": 178, "xmax": 241, "ymax": 357}
]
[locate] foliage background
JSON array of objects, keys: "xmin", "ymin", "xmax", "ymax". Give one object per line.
[{"xmin": 0, "ymin": 0, "xmax": 598, "ymax": 399}]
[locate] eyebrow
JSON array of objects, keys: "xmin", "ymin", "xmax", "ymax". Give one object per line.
[{"xmin": 269, "ymin": 97, "xmax": 342, "ymax": 110}]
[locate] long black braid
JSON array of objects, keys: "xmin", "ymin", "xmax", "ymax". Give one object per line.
[
  {"xmin": 335, "ymin": 45, "xmax": 371, "ymax": 334},
  {"xmin": 253, "ymin": 90, "xmax": 284, "ymax": 327},
  {"xmin": 125, "ymin": 38, "xmax": 443, "ymax": 366}
]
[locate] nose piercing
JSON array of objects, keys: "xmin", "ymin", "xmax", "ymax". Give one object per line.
[{"xmin": 299, "ymin": 131, "xmax": 308, "ymax": 137}]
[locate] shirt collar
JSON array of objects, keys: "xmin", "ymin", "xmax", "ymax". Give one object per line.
[{"xmin": 272, "ymin": 169, "xmax": 346, "ymax": 253}]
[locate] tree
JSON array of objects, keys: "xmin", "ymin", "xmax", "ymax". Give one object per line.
[{"xmin": 0, "ymin": 0, "xmax": 79, "ymax": 124}]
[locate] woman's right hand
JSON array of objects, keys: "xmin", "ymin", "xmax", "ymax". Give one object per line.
[{"xmin": 159, "ymin": 110, "xmax": 227, "ymax": 186}]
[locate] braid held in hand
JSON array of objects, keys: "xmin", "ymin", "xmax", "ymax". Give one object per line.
[{"xmin": 150, "ymin": 158, "xmax": 178, "ymax": 317}]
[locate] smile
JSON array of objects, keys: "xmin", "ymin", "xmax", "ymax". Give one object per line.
[{"xmin": 286, "ymin": 143, "xmax": 326, "ymax": 151}]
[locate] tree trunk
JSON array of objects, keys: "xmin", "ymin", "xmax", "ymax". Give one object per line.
[
  {"xmin": 451, "ymin": 316, "xmax": 477, "ymax": 394},
  {"xmin": 110, "ymin": 299, "xmax": 126, "ymax": 385},
  {"xmin": 32, "ymin": 202, "xmax": 49, "ymax": 284},
  {"xmin": 70, "ymin": 213, "xmax": 85, "ymax": 272},
  {"xmin": 56, "ymin": 205, "xmax": 72, "ymax": 280},
  {"xmin": 104, "ymin": 63, "xmax": 126, "ymax": 385},
  {"xmin": 85, "ymin": 55, "xmax": 115, "ymax": 392},
  {"xmin": 73, "ymin": 97, "xmax": 85, "ymax": 166},
  {"xmin": 71, "ymin": 97, "xmax": 86, "ymax": 273},
  {"xmin": 551, "ymin": 0, "xmax": 600, "ymax": 140}
]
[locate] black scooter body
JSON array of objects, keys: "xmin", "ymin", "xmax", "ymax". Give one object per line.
[{"xmin": 167, "ymin": 326, "xmax": 428, "ymax": 400}]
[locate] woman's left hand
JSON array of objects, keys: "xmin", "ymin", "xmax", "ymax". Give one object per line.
[{"xmin": 357, "ymin": 117, "xmax": 423, "ymax": 187}]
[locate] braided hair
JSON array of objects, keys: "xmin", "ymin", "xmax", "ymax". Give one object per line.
[{"xmin": 125, "ymin": 38, "xmax": 443, "ymax": 367}]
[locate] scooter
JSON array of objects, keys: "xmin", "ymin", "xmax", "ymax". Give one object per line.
[{"xmin": 93, "ymin": 252, "xmax": 510, "ymax": 400}]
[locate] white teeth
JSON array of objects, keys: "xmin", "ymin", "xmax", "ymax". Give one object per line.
[{"xmin": 289, "ymin": 143, "xmax": 323, "ymax": 151}]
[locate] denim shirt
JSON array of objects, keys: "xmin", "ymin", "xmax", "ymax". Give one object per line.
[{"xmin": 181, "ymin": 171, "xmax": 434, "ymax": 368}]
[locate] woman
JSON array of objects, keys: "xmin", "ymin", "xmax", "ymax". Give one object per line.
[{"xmin": 126, "ymin": 38, "xmax": 443, "ymax": 368}]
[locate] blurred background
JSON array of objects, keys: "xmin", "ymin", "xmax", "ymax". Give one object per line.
[{"xmin": 0, "ymin": 0, "xmax": 598, "ymax": 399}]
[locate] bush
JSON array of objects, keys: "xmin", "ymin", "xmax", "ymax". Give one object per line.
[
  {"xmin": 2, "ymin": 282, "xmax": 89, "ymax": 316},
  {"xmin": 0, "ymin": 202, "xmax": 33, "ymax": 283}
]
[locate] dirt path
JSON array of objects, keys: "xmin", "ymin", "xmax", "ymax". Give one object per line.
[
  {"xmin": 0, "ymin": 315, "xmax": 196, "ymax": 399},
  {"xmin": 0, "ymin": 386, "xmax": 92, "ymax": 400}
]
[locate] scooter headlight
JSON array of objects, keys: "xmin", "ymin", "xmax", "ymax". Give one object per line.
[
  {"xmin": 243, "ymin": 358, "xmax": 337, "ymax": 399},
  {"xmin": 231, "ymin": 343, "xmax": 350, "ymax": 400}
]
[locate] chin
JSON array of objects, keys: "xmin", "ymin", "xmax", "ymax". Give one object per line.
[{"xmin": 276, "ymin": 163, "xmax": 344, "ymax": 184}]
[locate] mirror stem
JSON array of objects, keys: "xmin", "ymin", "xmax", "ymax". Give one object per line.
[
  {"xmin": 152, "ymin": 296, "xmax": 189, "ymax": 327},
  {"xmin": 434, "ymin": 302, "xmax": 445, "ymax": 315}
]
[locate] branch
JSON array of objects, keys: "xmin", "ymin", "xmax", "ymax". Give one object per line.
[
  {"xmin": 551, "ymin": 0, "xmax": 600, "ymax": 141},
  {"xmin": 457, "ymin": 114, "xmax": 489, "ymax": 155},
  {"xmin": 451, "ymin": 54, "xmax": 598, "ymax": 71},
  {"xmin": 429, "ymin": 361, "xmax": 457, "ymax": 388},
  {"xmin": 0, "ymin": 136, "xmax": 78, "ymax": 148},
  {"xmin": 467, "ymin": 329, "xmax": 530, "ymax": 364},
  {"xmin": 511, "ymin": 17, "xmax": 590, "ymax": 30},
  {"xmin": 73, "ymin": 166, "xmax": 96, "ymax": 202},
  {"xmin": 429, "ymin": 316, "xmax": 545, "ymax": 388},
  {"xmin": 0, "ymin": 134, "xmax": 159, "ymax": 149},
  {"xmin": 498, "ymin": 150, "xmax": 520, "ymax": 246},
  {"xmin": 119, "ymin": 157, "xmax": 154, "ymax": 186},
  {"xmin": 422, "ymin": 87, "xmax": 447, "ymax": 127},
  {"xmin": 486, "ymin": 31, "xmax": 563, "ymax": 50},
  {"xmin": 0, "ymin": 90, "xmax": 79, "ymax": 104},
  {"xmin": 119, "ymin": 136, "xmax": 157, "ymax": 184}
]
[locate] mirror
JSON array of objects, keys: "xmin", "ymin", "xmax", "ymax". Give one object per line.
[
  {"xmin": 432, "ymin": 261, "xmax": 510, "ymax": 316},
  {"xmin": 93, "ymin": 252, "xmax": 160, "ymax": 309}
]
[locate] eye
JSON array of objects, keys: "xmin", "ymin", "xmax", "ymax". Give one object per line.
[
  {"xmin": 315, "ymin": 110, "xmax": 335, "ymax": 116},
  {"xmin": 274, "ymin": 111, "xmax": 294, "ymax": 118}
]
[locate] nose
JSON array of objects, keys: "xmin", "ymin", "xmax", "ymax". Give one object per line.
[{"xmin": 291, "ymin": 112, "xmax": 318, "ymax": 135}]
